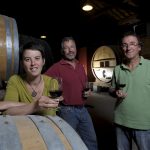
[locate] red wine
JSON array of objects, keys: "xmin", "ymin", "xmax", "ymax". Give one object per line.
[
  {"xmin": 50, "ymin": 90, "xmax": 62, "ymax": 98},
  {"xmin": 84, "ymin": 88, "xmax": 90, "ymax": 91},
  {"xmin": 119, "ymin": 84, "xmax": 126, "ymax": 88}
]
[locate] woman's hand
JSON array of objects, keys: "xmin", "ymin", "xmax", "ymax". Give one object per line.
[
  {"xmin": 37, "ymin": 96, "xmax": 59, "ymax": 109},
  {"xmin": 58, "ymin": 96, "xmax": 64, "ymax": 101}
]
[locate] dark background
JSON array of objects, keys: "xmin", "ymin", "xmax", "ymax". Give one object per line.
[
  {"xmin": 0, "ymin": 0, "xmax": 149, "ymax": 62},
  {"xmin": 1, "ymin": 0, "xmax": 150, "ymax": 81}
]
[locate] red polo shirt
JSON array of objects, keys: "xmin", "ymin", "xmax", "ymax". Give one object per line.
[{"xmin": 45, "ymin": 59, "xmax": 87, "ymax": 105}]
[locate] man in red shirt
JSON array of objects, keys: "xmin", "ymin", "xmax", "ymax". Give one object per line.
[{"xmin": 45, "ymin": 37, "xmax": 98, "ymax": 150}]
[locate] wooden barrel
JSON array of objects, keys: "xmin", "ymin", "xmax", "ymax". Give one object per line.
[
  {"xmin": 0, "ymin": 15, "xmax": 19, "ymax": 81},
  {"xmin": 91, "ymin": 45, "xmax": 123, "ymax": 87},
  {"xmin": 0, "ymin": 115, "xmax": 88, "ymax": 150}
]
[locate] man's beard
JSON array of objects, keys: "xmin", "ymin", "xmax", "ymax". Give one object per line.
[{"xmin": 62, "ymin": 53, "xmax": 76, "ymax": 61}]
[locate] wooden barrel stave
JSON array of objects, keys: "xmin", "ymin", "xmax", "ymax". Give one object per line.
[
  {"xmin": 14, "ymin": 116, "xmax": 47, "ymax": 150},
  {"xmin": 47, "ymin": 116, "xmax": 88, "ymax": 150},
  {"xmin": 0, "ymin": 115, "xmax": 88, "ymax": 150},
  {"xmin": 0, "ymin": 116, "xmax": 22, "ymax": 150},
  {"xmin": 29, "ymin": 115, "xmax": 67, "ymax": 150}
]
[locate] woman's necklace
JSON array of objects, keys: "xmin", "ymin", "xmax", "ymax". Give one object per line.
[
  {"xmin": 31, "ymin": 89, "xmax": 37, "ymax": 97},
  {"xmin": 26, "ymin": 76, "xmax": 42, "ymax": 97}
]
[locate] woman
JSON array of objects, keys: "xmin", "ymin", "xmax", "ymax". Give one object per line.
[{"xmin": 3, "ymin": 41, "xmax": 60, "ymax": 115}]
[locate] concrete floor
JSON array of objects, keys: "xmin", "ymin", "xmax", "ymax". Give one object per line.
[{"xmin": 86, "ymin": 92, "xmax": 138, "ymax": 150}]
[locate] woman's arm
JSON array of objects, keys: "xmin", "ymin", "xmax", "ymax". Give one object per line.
[
  {"xmin": 3, "ymin": 96, "xmax": 59, "ymax": 115},
  {"xmin": 0, "ymin": 101, "xmax": 26, "ymax": 111},
  {"xmin": 3, "ymin": 101, "xmax": 37, "ymax": 115}
]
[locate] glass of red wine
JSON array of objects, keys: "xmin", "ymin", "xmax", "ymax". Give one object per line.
[
  {"xmin": 82, "ymin": 82, "xmax": 91, "ymax": 99},
  {"xmin": 117, "ymin": 83, "xmax": 127, "ymax": 95},
  {"xmin": 85, "ymin": 82, "xmax": 90, "ymax": 91},
  {"xmin": 49, "ymin": 77, "xmax": 63, "ymax": 99},
  {"xmin": 118, "ymin": 84, "xmax": 126, "ymax": 89}
]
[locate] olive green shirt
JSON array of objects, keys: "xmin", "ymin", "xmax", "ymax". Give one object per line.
[
  {"xmin": 4, "ymin": 74, "xmax": 56, "ymax": 116},
  {"xmin": 111, "ymin": 57, "xmax": 150, "ymax": 130}
]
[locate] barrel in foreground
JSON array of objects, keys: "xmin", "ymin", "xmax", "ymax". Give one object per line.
[{"xmin": 0, "ymin": 115, "xmax": 88, "ymax": 150}]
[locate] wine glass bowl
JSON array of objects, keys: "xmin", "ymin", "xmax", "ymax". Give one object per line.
[
  {"xmin": 84, "ymin": 82, "xmax": 90, "ymax": 91},
  {"xmin": 118, "ymin": 84, "xmax": 126, "ymax": 89},
  {"xmin": 49, "ymin": 77, "xmax": 63, "ymax": 99},
  {"xmin": 49, "ymin": 90, "xmax": 63, "ymax": 99},
  {"xmin": 82, "ymin": 82, "xmax": 91, "ymax": 99},
  {"xmin": 118, "ymin": 83, "xmax": 127, "ymax": 96}
]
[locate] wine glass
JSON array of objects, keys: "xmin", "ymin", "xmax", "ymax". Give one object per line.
[
  {"xmin": 49, "ymin": 77, "xmax": 63, "ymax": 99},
  {"xmin": 82, "ymin": 81, "xmax": 92, "ymax": 99},
  {"xmin": 117, "ymin": 82, "xmax": 127, "ymax": 99},
  {"xmin": 118, "ymin": 84, "xmax": 126, "ymax": 90},
  {"xmin": 85, "ymin": 82, "xmax": 90, "ymax": 91},
  {"xmin": 49, "ymin": 77, "xmax": 63, "ymax": 110}
]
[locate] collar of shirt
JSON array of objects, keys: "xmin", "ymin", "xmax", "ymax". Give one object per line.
[
  {"xmin": 121, "ymin": 56, "xmax": 143, "ymax": 70},
  {"xmin": 60, "ymin": 59, "xmax": 79, "ymax": 65}
]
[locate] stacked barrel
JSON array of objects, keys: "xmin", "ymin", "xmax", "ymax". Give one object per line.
[{"xmin": 0, "ymin": 15, "xmax": 19, "ymax": 82}]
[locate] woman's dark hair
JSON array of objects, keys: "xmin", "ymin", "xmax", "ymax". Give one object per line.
[{"xmin": 20, "ymin": 41, "xmax": 45, "ymax": 60}]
